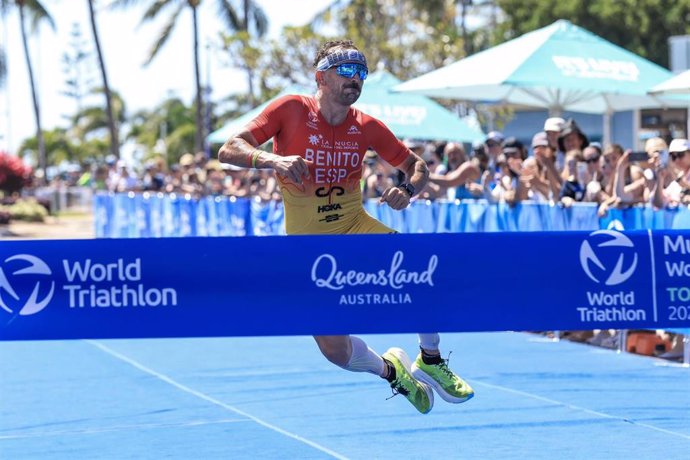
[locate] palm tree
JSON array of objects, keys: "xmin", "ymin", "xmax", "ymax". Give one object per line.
[
  {"xmin": 0, "ymin": 47, "xmax": 6, "ymax": 87},
  {"xmin": 87, "ymin": 0, "xmax": 120, "ymax": 158},
  {"xmin": 111, "ymin": 0, "xmax": 268, "ymax": 154},
  {"xmin": 0, "ymin": 0, "xmax": 55, "ymax": 182}
]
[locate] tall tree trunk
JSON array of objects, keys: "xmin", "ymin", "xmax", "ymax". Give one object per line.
[
  {"xmin": 460, "ymin": 0, "xmax": 472, "ymax": 56},
  {"xmin": 243, "ymin": 0, "xmax": 254, "ymax": 105},
  {"xmin": 19, "ymin": 5, "xmax": 46, "ymax": 183},
  {"xmin": 87, "ymin": 0, "xmax": 120, "ymax": 159},
  {"xmin": 192, "ymin": 6, "xmax": 204, "ymax": 154}
]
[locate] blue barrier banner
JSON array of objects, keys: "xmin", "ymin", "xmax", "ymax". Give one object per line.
[
  {"xmin": 1, "ymin": 230, "xmax": 689, "ymax": 341},
  {"xmin": 93, "ymin": 194, "xmax": 690, "ymax": 237}
]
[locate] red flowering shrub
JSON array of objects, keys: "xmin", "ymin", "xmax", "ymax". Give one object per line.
[{"xmin": 0, "ymin": 151, "xmax": 32, "ymax": 194}]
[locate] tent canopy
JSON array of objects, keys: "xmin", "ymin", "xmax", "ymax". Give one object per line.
[
  {"xmin": 207, "ymin": 71, "xmax": 484, "ymax": 144},
  {"xmin": 394, "ymin": 20, "xmax": 677, "ymax": 115},
  {"xmin": 649, "ymin": 69, "xmax": 690, "ymax": 96}
]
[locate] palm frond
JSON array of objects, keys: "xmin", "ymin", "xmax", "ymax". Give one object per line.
[
  {"xmin": 107, "ymin": 0, "xmax": 147, "ymax": 10},
  {"xmin": 26, "ymin": 0, "xmax": 56, "ymax": 32},
  {"xmin": 218, "ymin": 0, "xmax": 242, "ymax": 31},
  {"xmin": 144, "ymin": 2, "xmax": 185, "ymax": 65},
  {"xmin": 311, "ymin": 0, "xmax": 348, "ymax": 26},
  {"xmin": 142, "ymin": 0, "xmax": 178, "ymax": 22},
  {"xmin": 249, "ymin": 2, "xmax": 269, "ymax": 37}
]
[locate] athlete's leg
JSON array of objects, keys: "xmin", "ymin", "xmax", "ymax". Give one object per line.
[
  {"xmin": 412, "ymin": 333, "xmax": 474, "ymax": 404},
  {"xmin": 332, "ymin": 213, "xmax": 433, "ymax": 413},
  {"xmin": 314, "ymin": 335, "xmax": 433, "ymax": 413},
  {"xmin": 313, "ymin": 335, "xmax": 384, "ymax": 375},
  {"xmin": 418, "ymin": 333, "xmax": 440, "ymax": 354}
]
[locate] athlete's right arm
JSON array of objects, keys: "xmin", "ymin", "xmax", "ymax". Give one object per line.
[{"xmin": 217, "ymin": 129, "xmax": 311, "ymax": 185}]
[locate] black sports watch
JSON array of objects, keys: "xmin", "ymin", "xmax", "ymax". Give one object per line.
[{"xmin": 398, "ymin": 182, "xmax": 415, "ymax": 197}]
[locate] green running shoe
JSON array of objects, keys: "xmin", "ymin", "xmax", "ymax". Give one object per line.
[
  {"xmin": 411, "ymin": 353, "xmax": 474, "ymax": 403},
  {"xmin": 382, "ymin": 348, "xmax": 433, "ymax": 414}
]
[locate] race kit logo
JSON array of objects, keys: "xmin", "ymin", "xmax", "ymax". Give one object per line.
[
  {"xmin": 310, "ymin": 251, "xmax": 437, "ymax": 305},
  {"xmin": 307, "ymin": 111, "xmax": 319, "ymax": 129},
  {"xmin": 0, "ymin": 254, "xmax": 178, "ymax": 316},
  {"xmin": 347, "ymin": 125, "xmax": 361, "ymax": 135},
  {"xmin": 577, "ymin": 230, "xmax": 645, "ymax": 322}
]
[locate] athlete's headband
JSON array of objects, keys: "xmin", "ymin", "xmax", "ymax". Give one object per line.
[{"xmin": 316, "ymin": 49, "xmax": 368, "ymax": 71}]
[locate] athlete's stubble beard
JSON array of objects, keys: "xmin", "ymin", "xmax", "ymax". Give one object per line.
[{"xmin": 337, "ymin": 80, "xmax": 362, "ymax": 106}]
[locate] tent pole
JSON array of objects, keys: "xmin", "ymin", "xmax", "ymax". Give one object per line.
[
  {"xmin": 603, "ymin": 109, "xmax": 613, "ymax": 146},
  {"xmin": 633, "ymin": 108, "xmax": 641, "ymax": 150}
]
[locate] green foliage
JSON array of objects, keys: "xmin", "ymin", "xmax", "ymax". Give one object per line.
[
  {"xmin": 3, "ymin": 197, "xmax": 48, "ymax": 222},
  {"xmin": 326, "ymin": 0, "xmax": 468, "ymax": 79},
  {"xmin": 126, "ymin": 96, "xmax": 199, "ymax": 165},
  {"xmin": 60, "ymin": 22, "xmax": 96, "ymax": 120},
  {"xmin": 495, "ymin": 0, "xmax": 690, "ymax": 67}
]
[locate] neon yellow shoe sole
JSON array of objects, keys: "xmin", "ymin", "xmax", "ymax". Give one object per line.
[
  {"xmin": 411, "ymin": 354, "xmax": 474, "ymax": 404},
  {"xmin": 382, "ymin": 348, "xmax": 434, "ymax": 414}
]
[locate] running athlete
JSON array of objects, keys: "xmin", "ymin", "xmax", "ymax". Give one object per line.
[{"xmin": 218, "ymin": 40, "xmax": 474, "ymax": 413}]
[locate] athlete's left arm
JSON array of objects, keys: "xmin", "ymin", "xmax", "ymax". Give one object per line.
[
  {"xmin": 380, "ymin": 152, "xmax": 429, "ymax": 210},
  {"xmin": 364, "ymin": 116, "xmax": 429, "ymax": 210}
]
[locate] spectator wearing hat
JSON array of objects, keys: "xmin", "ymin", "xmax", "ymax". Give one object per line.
[
  {"xmin": 544, "ymin": 117, "xmax": 564, "ymax": 150},
  {"xmin": 489, "ymin": 138, "xmax": 524, "ymax": 204},
  {"xmin": 638, "ymin": 137, "xmax": 669, "ymax": 204},
  {"xmin": 544, "ymin": 116, "xmax": 565, "ymax": 170},
  {"xmin": 203, "ymin": 159, "xmax": 226, "ymax": 196},
  {"xmin": 652, "ymin": 138, "xmax": 690, "ymax": 208},
  {"xmin": 484, "ymin": 131, "xmax": 504, "ymax": 169},
  {"xmin": 582, "ymin": 143, "xmax": 604, "ymax": 202},
  {"xmin": 517, "ymin": 132, "xmax": 560, "ymax": 202},
  {"xmin": 558, "ymin": 119, "xmax": 589, "ymax": 153},
  {"xmin": 178, "ymin": 153, "xmax": 204, "ymax": 196},
  {"xmin": 532, "ymin": 131, "xmax": 563, "ymax": 198}
]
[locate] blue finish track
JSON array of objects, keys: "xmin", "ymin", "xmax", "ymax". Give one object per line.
[{"xmin": 2, "ymin": 332, "xmax": 689, "ymax": 459}]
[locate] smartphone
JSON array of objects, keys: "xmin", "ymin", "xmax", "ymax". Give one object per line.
[
  {"xmin": 629, "ymin": 151, "xmax": 649, "ymax": 162},
  {"xmin": 659, "ymin": 150, "xmax": 669, "ymax": 168}
]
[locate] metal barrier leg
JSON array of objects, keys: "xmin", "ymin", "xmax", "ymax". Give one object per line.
[
  {"xmin": 617, "ymin": 330, "xmax": 627, "ymax": 354},
  {"xmin": 683, "ymin": 334, "xmax": 689, "ymax": 368}
]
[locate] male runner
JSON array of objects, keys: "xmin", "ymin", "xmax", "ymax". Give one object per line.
[{"xmin": 218, "ymin": 39, "xmax": 473, "ymax": 413}]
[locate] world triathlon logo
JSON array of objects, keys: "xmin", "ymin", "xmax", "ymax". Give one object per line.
[
  {"xmin": 579, "ymin": 230, "xmax": 638, "ymax": 286},
  {"xmin": 0, "ymin": 254, "xmax": 55, "ymax": 316}
]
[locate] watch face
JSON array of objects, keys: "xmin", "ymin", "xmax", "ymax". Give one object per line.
[{"xmin": 400, "ymin": 183, "xmax": 414, "ymax": 196}]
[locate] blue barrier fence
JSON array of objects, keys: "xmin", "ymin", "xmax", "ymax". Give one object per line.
[{"xmin": 94, "ymin": 193, "xmax": 690, "ymax": 238}]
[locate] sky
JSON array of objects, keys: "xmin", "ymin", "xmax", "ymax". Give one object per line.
[{"xmin": 0, "ymin": 0, "xmax": 333, "ymax": 155}]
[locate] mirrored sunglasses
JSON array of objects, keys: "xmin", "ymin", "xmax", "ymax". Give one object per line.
[{"xmin": 335, "ymin": 63, "xmax": 368, "ymax": 80}]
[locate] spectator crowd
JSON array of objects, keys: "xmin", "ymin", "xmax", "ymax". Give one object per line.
[
  {"xmin": 61, "ymin": 116, "xmax": 690, "ymax": 216},
  {"xmin": 380, "ymin": 117, "xmax": 690, "ymax": 216}
]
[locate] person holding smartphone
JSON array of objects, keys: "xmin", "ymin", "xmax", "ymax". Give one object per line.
[
  {"xmin": 652, "ymin": 138, "xmax": 690, "ymax": 208},
  {"xmin": 558, "ymin": 150, "xmax": 586, "ymax": 206}
]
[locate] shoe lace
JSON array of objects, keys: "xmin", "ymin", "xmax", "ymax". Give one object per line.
[
  {"xmin": 435, "ymin": 351, "xmax": 456, "ymax": 381},
  {"xmin": 387, "ymin": 379, "xmax": 410, "ymax": 400}
]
